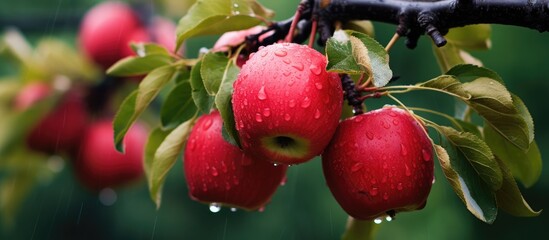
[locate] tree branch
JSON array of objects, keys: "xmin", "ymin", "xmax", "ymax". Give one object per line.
[{"xmin": 322, "ymin": 0, "xmax": 549, "ymax": 48}]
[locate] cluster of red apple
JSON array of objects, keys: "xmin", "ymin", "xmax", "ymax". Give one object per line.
[
  {"xmin": 10, "ymin": 1, "xmax": 180, "ymax": 192},
  {"xmin": 184, "ymin": 40, "xmax": 435, "ymax": 221},
  {"xmin": 13, "ymin": 81, "xmax": 147, "ymax": 191}
]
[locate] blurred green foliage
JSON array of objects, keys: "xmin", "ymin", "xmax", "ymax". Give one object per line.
[{"xmin": 1, "ymin": 0, "xmax": 548, "ymax": 239}]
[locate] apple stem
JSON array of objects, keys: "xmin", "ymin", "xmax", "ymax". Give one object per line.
[
  {"xmin": 308, "ymin": 19, "xmax": 318, "ymax": 48},
  {"xmin": 341, "ymin": 74, "xmax": 364, "ymax": 115},
  {"xmin": 341, "ymin": 216, "xmax": 380, "ymax": 240},
  {"xmin": 285, "ymin": 0, "xmax": 308, "ymax": 43}
]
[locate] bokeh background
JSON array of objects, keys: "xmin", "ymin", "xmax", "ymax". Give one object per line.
[{"xmin": 1, "ymin": 0, "xmax": 548, "ymax": 239}]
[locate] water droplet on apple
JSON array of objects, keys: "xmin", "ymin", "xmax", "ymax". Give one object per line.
[
  {"xmin": 383, "ymin": 192, "xmax": 389, "ymax": 200},
  {"xmin": 202, "ymin": 183, "xmax": 208, "ymax": 192},
  {"xmin": 432, "ymin": 176, "xmax": 436, "ymax": 184},
  {"xmin": 405, "ymin": 164, "xmax": 411, "ymax": 177},
  {"xmin": 203, "ymin": 118, "xmax": 213, "ymax": 130},
  {"xmin": 282, "ymin": 99, "xmax": 294, "ymax": 109},
  {"xmin": 397, "ymin": 182, "xmax": 403, "ymax": 190},
  {"xmin": 315, "ymin": 82, "xmax": 323, "ymax": 90},
  {"xmin": 243, "ymin": 98, "xmax": 248, "ymax": 106},
  {"xmin": 351, "ymin": 163, "xmax": 363, "ymax": 172},
  {"xmin": 230, "ymin": 207, "xmax": 237, "ymax": 212},
  {"xmin": 211, "ymin": 166, "xmax": 219, "ymax": 176},
  {"xmin": 385, "ymin": 216, "xmax": 393, "ymax": 222},
  {"xmin": 366, "ymin": 131, "xmax": 374, "ymax": 140},
  {"xmin": 257, "ymin": 86, "xmax": 267, "ymax": 100},
  {"xmin": 255, "ymin": 113, "xmax": 263, "ymax": 122},
  {"xmin": 301, "ymin": 97, "xmax": 311, "ymax": 108},
  {"xmin": 280, "ymin": 176, "xmax": 287, "ymax": 186},
  {"xmin": 400, "ymin": 144, "xmax": 408, "ymax": 156},
  {"xmin": 353, "ymin": 116, "xmax": 363, "ymax": 123},
  {"xmin": 189, "ymin": 139, "xmax": 196, "ymax": 150},
  {"xmin": 309, "ymin": 64, "xmax": 322, "ymax": 75},
  {"xmin": 273, "ymin": 163, "xmax": 279, "ymax": 167},
  {"xmin": 260, "ymin": 50, "xmax": 268, "ymax": 57},
  {"xmin": 274, "ymin": 49, "xmax": 287, "ymax": 57},
  {"xmin": 369, "ymin": 187, "xmax": 379, "ymax": 196},
  {"xmin": 284, "ymin": 113, "xmax": 291, "ymax": 121},
  {"xmin": 422, "ymin": 149, "xmax": 432, "ymax": 161},
  {"xmin": 374, "ymin": 218, "xmax": 383, "ymax": 224},
  {"xmin": 283, "ymin": 58, "xmax": 291, "ymax": 64},
  {"xmin": 393, "ymin": 119, "xmax": 399, "ymax": 125},
  {"xmin": 388, "ymin": 110, "xmax": 397, "ymax": 117},
  {"xmin": 314, "ymin": 109, "xmax": 321, "ymax": 119},
  {"xmin": 382, "ymin": 120, "xmax": 391, "ymax": 129},
  {"xmin": 238, "ymin": 120, "xmax": 244, "ymax": 129},
  {"xmin": 209, "ymin": 203, "xmax": 221, "ymax": 213},
  {"xmin": 262, "ymin": 108, "xmax": 271, "ymax": 117},
  {"xmin": 292, "ymin": 62, "xmax": 304, "ymax": 71}
]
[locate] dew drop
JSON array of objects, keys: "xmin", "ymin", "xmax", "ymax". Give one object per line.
[
  {"xmin": 366, "ymin": 131, "xmax": 374, "ymax": 140},
  {"xmin": 314, "ymin": 109, "xmax": 321, "ymax": 119},
  {"xmin": 309, "ymin": 64, "xmax": 322, "ymax": 75},
  {"xmin": 283, "ymin": 58, "xmax": 291, "ymax": 64},
  {"xmin": 274, "ymin": 49, "xmax": 288, "ymax": 57},
  {"xmin": 189, "ymin": 139, "xmax": 196, "ymax": 150},
  {"xmin": 301, "ymin": 97, "xmax": 311, "ymax": 108},
  {"xmin": 382, "ymin": 120, "xmax": 391, "ymax": 129},
  {"xmin": 284, "ymin": 113, "xmax": 291, "ymax": 121},
  {"xmin": 353, "ymin": 116, "xmax": 363, "ymax": 123},
  {"xmin": 238, "ymin": 120, "xmax": 244, "ymax": 129},
  {"xmin": 374, "ymin": 218, "xmax": 383, "ymax": 224},
  {"xmin": 397, "ymin": 182, "xmax": 403, "ymax": 191},
  {"xmin": 289, "ymin": 99, "xmax": 296, "ymax": 108},
  {"xmin": 243, "ymin": 98, "xmax": 248, "ymax": 106},
  {"xmin": 203, "ymin": 118, "xmax": 213, "ymax": 130},
  {"xmin": 369, "ymin": 187, "xmax": 379, "ymax": 196},
  {"xmin": 255, "ymin": 113, "xmax": 263, "ymax": 122},
  {"xmin": 405, "ymin": 164, "xmax": 411, "ymax": 177},
  {"xmin": 230, "ymin": 207, "xmax": 237, "ymax": 212},
  {"xmin": 351, "ymin": 163, "xmax": 363, "ymax": 172},
  {"xmin": 233, "ymin": 3, "xmax": 239, "ymax": 8},
  {"xmin": 202, "ymin": 183, "xmax": 208, "ymax": 192},
  {"xmin": 383, "ymin": 192, "xmax": 389, "ymax": 200},
  {"xmin": 388, "ymin": 111, "xmax": 397, "ymax": 117},
  {"xmin": 432, "ymin": 177, "xmax": 436, "ymax": 184},
  {"xmin": 262, "ymin": 108, "xmax": 271, "ymax": 117},
  {"xmin": 211, "ymin": 167, "xmax": 218, "ymax": 176},
  {"xmin": 400, "ymin": 144, "xmax": 408, "ymax": 156},
  {"xmin": 209, "ymin": 203, "xmax": 221, "ymax": 213},
  {"xmin": 292, "ymin": 62, "xmax": 304, "ymax": 71},
  {"xmin": 385, "ymin": 216, "xmax": 393, "ymax": 222},
  {"xmin": 257, "ymin": 86, "xmax": 267, "ymax": 100},
  {"xmin": 422, "ymin": 149, "xmax": 432, "ymax": 162},
  {"xmin": 393, "ymin": 119, "xmax": 399, "ymax": 125},
  {"xmin": 315, "ymin": 82, "xmax": 323, "ymax": 90},
  {"xmin": 260, "ymin": 50, "xmax": 268, "ymax": 57}
]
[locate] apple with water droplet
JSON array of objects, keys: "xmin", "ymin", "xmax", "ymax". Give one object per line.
[
  {"xmin": 232, "ymin": 43, "xmax": 343, "ymax": 165},
  {"xmin": 74, "ymin": 120, "xmax": 147, "ymax": 190},
  {"xmin": 184, "ymin": 111, "xmax": 287, "ymax": 210},
  {"xmin": 14, "ymin": 82, "xmax": 89, "ymax": 154},
  {"xmin": 322, "ymin": 106, "xmax": 434, "ymax": 220},
  {"xmin": 79, "ymin": 1, "xmax": 142, "ymax": 69}
]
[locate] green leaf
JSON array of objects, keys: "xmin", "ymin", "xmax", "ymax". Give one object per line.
[
  {"xmin": 149, "ymin": 119, "xmax": 195, "ymax": 208},
  {"xmin": 484, "ymin": 125, "xmax": 541, "ymax": 188},
  {"xmin": 113, "ymin": 65, "xmax": 176, "ymax": 152},
  {"xmin": 130, "ymin": 42, "xmax": 171, "ymax": 56},
  {"xmin": 161, "ymin": 81, "xmax": 197, "ymax": 129},
  {"xmin": 349, "ymin": 31, "xmax": 392, "ymax": 87},
  {"xmin": 418, "ymin": 75, "xmax": 469, "ymax": 98},
  {"xmin": 494, "ymin": 157, "xmax": 541, "ymax": 217},
  {"xmin": 325, "ymin": 30, "xmax": 392, "ymax": 87},
  {"xmin": 144, "ymin": 127, "xmax": 171, "ymax": 180},
  {"xmin": 176, "ymin": 0, "xmax": 274, "ymax": 49},
  {"xmin": 107, "ymin": 55, "xmax": 173, "ymax": 77},
  {"xmin": 201, "ymin": 52, "xmax": 229, "ymax": 95},
  {"xmin": 434, "ymin": 143, "xmax": 497, "ymax": 223},
  {"xmin": 342, "ymin": 20, "xmax": 375, "ymax": 37},
  {"xmin": 435, "ymin": 126, "xmax": 503, "ymax": 191},
  {"xmin": 446, "ymin": 64, "xmax": 503, "ymax": 83},
  {"xmin": 462, "ymin": 78, "xmax": 531, "ymax": 150},
  {"xmin": 445, "ymin": 24, "xmax": 491, "ymax": 50},
  {"xmin": 190, "ymin": 60, "xmax": 215, "ymax": 113},
  {"xmin": 214, "ymin": 61, "xmax": 241, "ymax": 146}
]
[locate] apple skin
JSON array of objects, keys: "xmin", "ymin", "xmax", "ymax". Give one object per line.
[
  {"xmin": 74, "ymin": 120, "xmax": 147, "ymax": 190},
  {"xmin": 15, "ymin": 83, "xmax": 89, "ymax": 154},
  {"xmin": 232, "ymin": 43, "xmax": 343, "ymax": 165},
  {"xmin": 79, "ymin": 1, "xmax": 142, "ymax": 69},
  {"xmin": 184, "ymin": 111, "xmax": 287, "ymax": 210},
  {"xmin": 322, "ymin": 106, "xmax": 434, "ymax": 220}
]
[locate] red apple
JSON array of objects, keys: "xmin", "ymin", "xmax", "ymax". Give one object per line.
[
  {"xmin": 322, "ymin": 106, "xmax": 435, "ymax": 220},
  {"xmin": 15, "ymin": 82, "xmax": 89, "ymax": 154},
  {"xmin": 231, "ymin": 43, "xmax": 343, "ymax": 165},
  {"xmin": 184, "ymin": 111, "xmax": 287, "ymax": 210},
  {"xmin": 79, "ymin": 1, "xmax": 142, "ymax": 69},
  {"xmin": 74, "ymin": 120, "xmax": 147, "ymax": 190}
]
